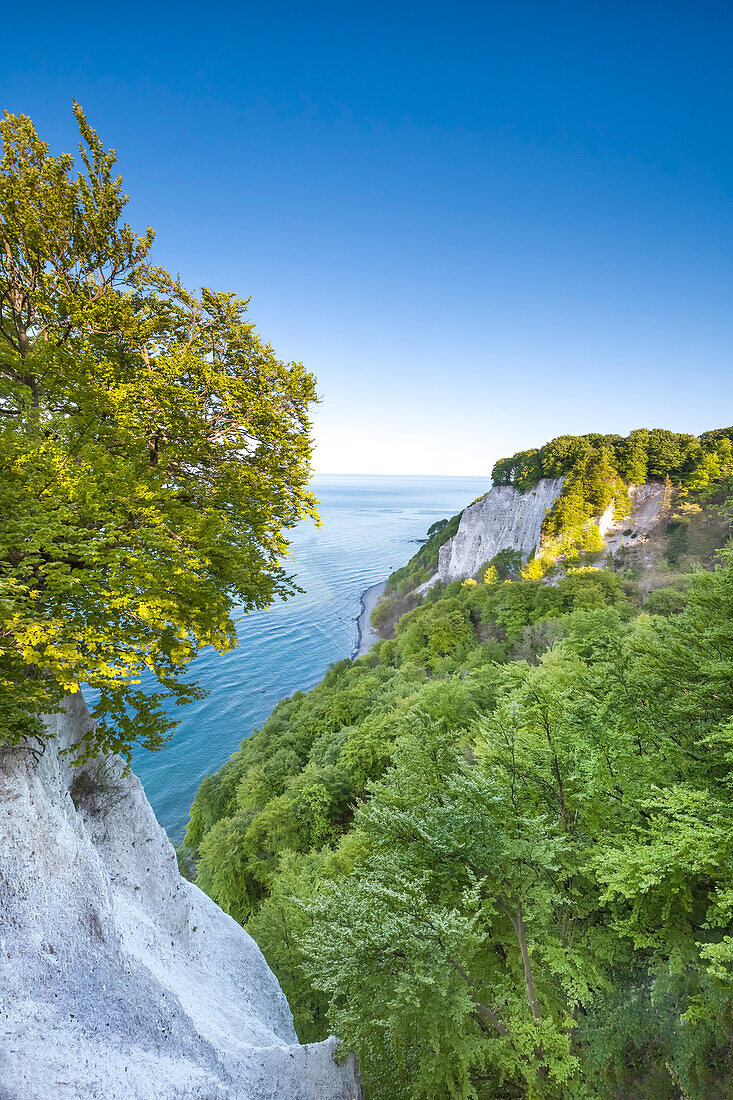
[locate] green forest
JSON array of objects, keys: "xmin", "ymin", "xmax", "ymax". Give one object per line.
[{"xmin": 184, "ymin": 428, "xmax": 733, "ymax": 1099}]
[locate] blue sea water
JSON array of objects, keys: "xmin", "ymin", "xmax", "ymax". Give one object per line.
[{"xmin": 129, "ymin": 474, "xmax": 488, "ymax": 839}]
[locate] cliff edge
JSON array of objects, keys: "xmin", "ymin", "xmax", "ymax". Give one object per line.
[
  {"xmin": 414, "ymin": 478, "xmax": 666, "ymax": 595},
  {"xmin": 0, "ymin": 695, "xmax": 362, "ymax": 1100},
  {"xmin": 438, "ymin": 477, "xmax": 564, "ymax": 582},
  {"xmin": 416, "ymin": 477, "xmax": 563, "ymax": 590}
]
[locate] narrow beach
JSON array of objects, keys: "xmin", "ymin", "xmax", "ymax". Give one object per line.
[{"xmin": 353, "ymin": 580, "xmax": 386, "ymax": 658}]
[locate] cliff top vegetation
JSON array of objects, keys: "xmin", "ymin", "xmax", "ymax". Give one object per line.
[{"xmin": 491, "ymin": 427, "xmax": 733, "ymax": 490}]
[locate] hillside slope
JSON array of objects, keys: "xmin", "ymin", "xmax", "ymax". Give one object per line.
[{"xmin": 184, "ymin": 425, "xmax": 733, "ymax": 1099}]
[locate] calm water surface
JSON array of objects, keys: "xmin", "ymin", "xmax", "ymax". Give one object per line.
[{"xmin": 130, "ymin": 474, "xmax": 488, "ymax": 838}]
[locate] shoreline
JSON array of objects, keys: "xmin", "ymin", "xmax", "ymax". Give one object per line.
[{"xmin": 353, "ymin": 580, "xmax": 386, "ymax": 659}]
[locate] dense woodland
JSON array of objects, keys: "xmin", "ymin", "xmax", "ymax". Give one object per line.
[{"xmin": 185, "ymin": 429, "xmax": 733, "ymax": 1099}]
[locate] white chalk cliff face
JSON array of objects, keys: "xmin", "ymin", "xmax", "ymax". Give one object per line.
[
  {"xmin": 434, "ymin": 477, "xmax": 564, "ymax": 584},
  {"xmin": 416, "ymin": 479, "xmax": 666, "ymax": 593},
  {"xmin": 0, "ymin": 694, "xmax": 362, "ymax": 1100}
]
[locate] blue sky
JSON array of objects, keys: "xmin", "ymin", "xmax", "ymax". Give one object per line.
[{"xmin": 3, "ymin": 1, "xmax": 733, "ymax": 474}]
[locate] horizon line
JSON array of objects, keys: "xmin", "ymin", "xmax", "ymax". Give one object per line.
[{"xmin": 311, "ymin": 470, "xmax": 491, "ymax": 479}]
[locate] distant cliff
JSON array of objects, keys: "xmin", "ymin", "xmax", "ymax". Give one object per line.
[
  {"xmin": 414, "ymin": 478, "xmax": 667, "ymax": 591},
  {"xmin": 0, "ymin": 695, "xmax": 362, "ymax": 1100},
  {"xmin": 432, "ymin": 477, "xmax": 564, "ymax": 584}
]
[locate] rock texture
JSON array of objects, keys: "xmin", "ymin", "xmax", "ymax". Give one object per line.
[
  {"xmin": 597, "ymin": 482, "xmax": 666, "ymax": 560},
  {"xmin": 415, "ymin": 480, "xmax": 668, "ymax": 594},
  {"xmin": 431, "ymin": 477, "xmax": 564, "ymax": 585},
  {"xmin": 0, "ymin": 695, "xmax": 362, "ymax": 1100}
]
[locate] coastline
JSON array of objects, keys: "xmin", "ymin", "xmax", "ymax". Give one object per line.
[{"xmin": 353, "ymin": 580, "xmax": 386, "ymax": 658}]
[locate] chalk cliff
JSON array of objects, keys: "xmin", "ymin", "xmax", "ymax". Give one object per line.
[
  {"xmin": 0, "ymin": 694, "xmax": 362, "ymax": 1100},
  {"xmin": 415, "ymin": 479, "xmax": 667, "ymax": 593},
  {"xmin": 432, "ymin": 477, "xmax": 564, "ymax": 584}
]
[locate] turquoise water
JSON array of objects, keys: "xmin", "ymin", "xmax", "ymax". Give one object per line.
[{"xmin": 130, "ymin": 474, "xmax": 488, "ymax": 838}]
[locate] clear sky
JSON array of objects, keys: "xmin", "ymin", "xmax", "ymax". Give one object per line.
[{"xmin": 3, "ymin": 2, "xmax": 733, "ymax": 475}]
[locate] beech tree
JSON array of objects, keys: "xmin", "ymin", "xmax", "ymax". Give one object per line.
[{"xmin": 0, "ymin": 105, "xmax": 318, "ymax": 757}]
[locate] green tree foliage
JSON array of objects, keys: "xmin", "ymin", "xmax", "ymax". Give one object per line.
[
  {"xmin": 489, "ymin": 547, "xmax": 523, "ymax": 581},
  {"xmin": 185, "ymin": 569, "xmax": 634, "ymax": 910},
  {"xmin": 0, "ymin": 107, "xmax": 317, "ymax": 755},
  {"xmin": 491, "ymin": 428, "xmax": 728, "ymax": 493},
  {"xmin": 187, "ymin": 488, "xmax": 733, "ymax": 1096},
  {"xmin": 616, "ymin": 428, "xmax": 650, "ymax": 482},
  {"xmin": 427, "ymin": 517, "xmax": 449, "ymax": 537},
  {"xmin": 300, "ymin": 568, "xmax": 733, "ymax": 1097},
  {"xmin": 486, "ymin": 428, "xmax": 733, "ymax": 576},
  {"xmin": 391, "ymin": 428, "xmax": 733, "ymax": 605},
  {"xmin": 381, "ymin": 427, "xmax": 733, "ymax": 606}
]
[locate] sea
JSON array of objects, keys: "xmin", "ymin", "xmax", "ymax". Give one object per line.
[{"xmin": 129, "ymin": 474, "xmax": 489, "ymax": 839}]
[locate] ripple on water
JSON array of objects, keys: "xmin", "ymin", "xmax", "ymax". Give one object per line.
[{"xmin": 127, "ymin": 474, "xmax": 489, "ymax": 838}]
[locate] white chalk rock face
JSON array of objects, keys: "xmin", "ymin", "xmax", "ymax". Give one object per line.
[
  {"xmin": 436, "ymin": 477, "xmax": 564, "ymax": 583},
  {"xmin": 0, "ymin": 695, "xmax": 362, "ymax": 1100}
]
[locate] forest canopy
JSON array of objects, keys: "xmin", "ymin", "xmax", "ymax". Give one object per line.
[
  {"xmin": 491, "ymin": 427, "xmax": 733, "ymax": 492},
  {"xmin": 185, "ymin": 435, "xmax": 733, "ymax": 1098},
  {"xmin": 0, "ymin": 106, "xmax": 318, "ymax": 757}
]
